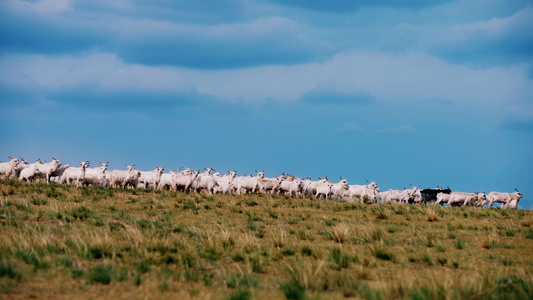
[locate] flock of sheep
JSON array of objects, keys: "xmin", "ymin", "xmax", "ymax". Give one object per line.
[{"xmin": 0, "ymin": 156, "xmax": 523, "ymax": 209}]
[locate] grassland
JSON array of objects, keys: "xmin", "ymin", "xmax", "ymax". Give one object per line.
[{"xmin": 0, "ymin": 179, "xmax": 532, "ymax": 299}]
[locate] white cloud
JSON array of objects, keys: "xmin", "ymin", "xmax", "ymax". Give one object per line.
[
  {"xmin": 1, "ymin": 50, "xmax": 531, "ymax": 108},
  {"xmin": 458, "ymin": 6, "xmax": 533, "ymax": 36},
  {"xmin": 0, "ymin": 52, "xmax": 195, "ymax": 94},
  {"xmin": 388, "ymin": 6, "xmax": 533, "ymax": 57},
  {"xmin": 109, "ymin": 15, "xmax": 316, "ymax": 46},
  {"xmin": 188, "ymin": 50, "xmax": 532, "ymax": 104}
]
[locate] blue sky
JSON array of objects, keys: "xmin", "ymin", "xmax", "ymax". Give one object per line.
[{"xmin": 1, "ymin": 0, "xmax": 532, "ymax": 208}]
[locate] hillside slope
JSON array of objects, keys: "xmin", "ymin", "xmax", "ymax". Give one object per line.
[{"xmin": 1, "ymin": 180, "xmax": 532, "ymax": 299}]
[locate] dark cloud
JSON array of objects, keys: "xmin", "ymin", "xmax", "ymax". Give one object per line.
[
  {"xmin": 2, "ymin": 0, "xmax": 531, "ymax": 71},
  {"xmin": 300, "ymin": 83, "xmax": 376, "ymax": 105},
  {"xmin": 0, "ymin": 81, "xmax": 214, "ymax": 116},
  {"xmin": 0, "ymin": 12, "xmax": 109, "ymax": 56},
  {"xmin": 47, "ymin": 87, "xmax": 214, "ymax": 114},
  {"xmin": 434, "ymin": 34, "xmax": 533, "ymax": 67},
  {"xmin": 119, "ymin": 37, "xmax": 319, "ymax": 69},
  {"xmin": 0, "ymin": 6, "xmax": 325, "ymax": 69}
]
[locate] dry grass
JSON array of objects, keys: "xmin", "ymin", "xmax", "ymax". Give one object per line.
[
  {"xmin": 0, "ymin": 179, "xmax": 532, "ymax": 299},
  {"xmin": 329, "ymin": 223, "xmax": 351, "ymax": 244}
]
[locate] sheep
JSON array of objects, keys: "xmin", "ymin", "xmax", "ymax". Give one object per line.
[
  {"xmin": 19, "ymin": 159, "xmax": 46, "ymax": 182},
  {"xmin": 136, "ymin": 166, "xmax": 164, "ymax": 189},
  {"xmin": 278, "ymin": 175, "xmax": 303, "ymax": 196},
  {"xmin": 258, "ymin": 177, "xmax": 282, "ymax": 194},
  {"xmin": 84, "ymin": 161, "xmax": 108, "ymax": 186},
  {"xmin": 302, "ymin": 177, "xmax": 331, "ymax": 198},
  {"xmin": 382, "ymin": 189, "xmax": 414, "ymax": 204},
  {"xmin": 174, "ymin": 169, "xmax": 200, "ymax": 192},
  {"xmin": 435, "ymin": 193, "xmax": 450, "ymax": 206},
  {"xmin": 158, "ymin": 170, "xmax": 178, "ymax": 190},
  {"xmin": 377, "ymin": 190, "xmax": 390, "ymax": 203},
  {"xmin": 315, "ymin": 182, "xmax": 334, "ymax": 199},
  {"xmin": 0, "ymin": 157, "xmax": 19, "ymax": 179},
  {"xmin": 281, "ymin": 178, "xmax": 302, "ymax": 197},
  {"xmin": 106, "ymin": 165, "xmax": 141, "ymax": 188},
  {"xmin": 50, "ymin": 164, "xmax": 69, "ymax": 183},
  {"xmin": 5, "ymin": 154, "xmax": 519, "ymax": 212},
  {"xmin": 344, "ymin": 181, "xmax": 380, "ymax": 203},
  {"xmin": 36, "ymin": 157, "xmax": 62, "ymax": 183},
  {"xmin": 19, "ymin": 165, "xmax": 40, "ymax": 182},
  {"xmin": 331, "ymin": 177, "xmax": 350, "ymax": 199},
  {"xmin": 11, "ymin": 158, "xmax": 29, "ymax": 179},
  {"xmin": 233, "ymin": 170, "xmax": 264, "ymax": 194},
  {"xmin": 447, "ymin": 192, "xmax": 478, "ymax": 207},
  {"xmin": 298, "ymin": 177, "xmax": 313, "ymax": 197},
  {"xmin": 213, "ymin": 171, "xmax": 236, "ymax": 194},
  {"xmin": 61, "ymin": 161, "xmax": 90, "ymax": 187},
  {"xmin": 193, "ymin": 167, "xmax": 218, "ymax": 194}
]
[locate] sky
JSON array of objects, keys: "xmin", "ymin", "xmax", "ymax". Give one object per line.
[{"xmin": 0, "ymin": 0, "xmax": 532, "ymax": 208}]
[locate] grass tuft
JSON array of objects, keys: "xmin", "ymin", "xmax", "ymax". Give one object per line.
[
  {"xmin": 89, "ymin": 264, "xmax": 114, "ymax": 284},
  {"xmin": 329, "ymin": 223, "xmax": 351, "ymax": 243},
  {"xmin": 0, "ymin": 260, "xmax": 21, "ymax": 281},
  {"xmin": 371, "ymin": 244, "xmax": 394, "ymax": 261},
  {"xmin": 279, "ymin": 277, "xmax": 306, "ymax": 300},
  {"xmin": 426, "ymin": 208, "xmax": 438, "ymax": 222}
]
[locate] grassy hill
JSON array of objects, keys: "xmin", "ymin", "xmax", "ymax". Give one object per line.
[{"xmin": 1, "ymin": 180, "xmax": 532, "ymax": 299}]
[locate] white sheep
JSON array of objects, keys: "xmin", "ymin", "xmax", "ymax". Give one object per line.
[
  {"xmin": 278, "ymin": 174, "xmax": 302, "ymax": 197},
  {"xmin": 11, "ymin": 158, "xmax": 29, "ymax": 179},
  {"xmin": 344, "ymin": 181, "xmax": 380, "ymax": 203},
  {"xmin": 315, "ymin": 182, "xmax": 334, "ymax": 199},
  {"xmin": 106, "ymin": 165, "xmax": 140, "ymax": 188},
  {"xmin": 84, "ymin": 161, "xmax": 108, "ymax": 186},
  {"xmin": 302, "ymin": 177, "xmax": 330, "ymax": 198},
  {"xmin": 136, "ymin": 166, "xmax": 164, "ymax": 189},
  {"xmin": 36, "ymin": 157, "xmax": 61, "ymax": 183},
  {"xmin": 0, "ymin": 157, "xmax": 19, "ymax": 179},
  {"xmin": 193, "ymin": 167, "xmax": 218, "ymax": 194},
  {"xmin": 174, "ymin": 169, "xmax": 200, "ymax": 192},
  {"xmin": 213, "ymin": 171, "xmax": 236, "ymax": 194},
  {"xmin": 233, "ymin": 170, "xmax": 264, "ymax": 194},
  {"xmin": 61, "ymin": 161, "xmax": 90, "ymax": 187},
  {"xmin": 158, "ymin": 170, "xmax": 178, "ymax": 190},
  {"xmin": 258, "ymin": 177, "xmax": 281, "ymax": 194},
  {"xmin": 331, "ymin": 177, "xmax": 350, "ymax": 199},
  {"xmin": 19, "ymin": 165, "xmax": 40, "ymax": 182}
]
